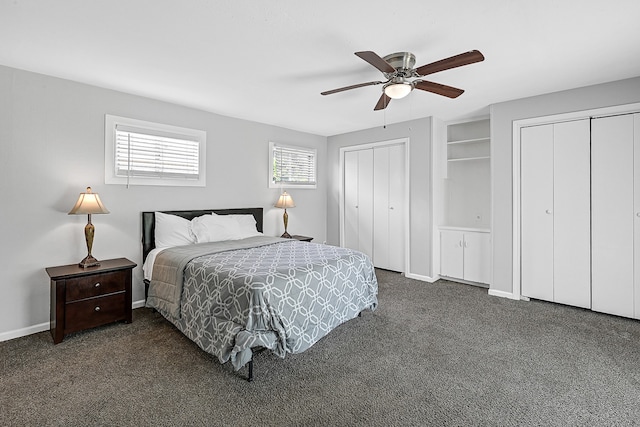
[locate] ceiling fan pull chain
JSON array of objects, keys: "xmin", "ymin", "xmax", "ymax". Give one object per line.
[{"xmin": 383, "ymin": 104, "xmax": 387, "ymax": 129}]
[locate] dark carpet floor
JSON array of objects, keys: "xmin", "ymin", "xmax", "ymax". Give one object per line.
[{"xmin": 2, "ymin": 270, "xmax": 640, "ymax": 426}]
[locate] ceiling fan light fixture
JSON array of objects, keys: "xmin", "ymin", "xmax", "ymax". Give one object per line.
[{"xmin": 384, "ymin": 82, "xmax": 413, "ymax": 99}]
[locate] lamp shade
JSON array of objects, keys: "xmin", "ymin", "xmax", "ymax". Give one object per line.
[
  {"xmin": 274, "ymin": 191, "xmax": 296, "ymax": 209},
  {"xmin": 68, "ymin": 187, "xmax": 110, "ymax": 215}
]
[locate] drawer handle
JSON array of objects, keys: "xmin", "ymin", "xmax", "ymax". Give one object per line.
[
  {"xmin": 94, "ymin": 306, "xmax": 101, "ymax": 312},
  {"xmin": 94, "ymin": 282, "xmax": 101, "ymax": 288}
]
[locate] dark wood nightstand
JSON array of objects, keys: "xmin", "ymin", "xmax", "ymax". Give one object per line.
[
  {"xmin": 291, "ymin": 235, "xmax": 313, "ymax": 242},
  {"xmin": 46, "ymin": 258, "xmax": 137, "ymax": 344}
]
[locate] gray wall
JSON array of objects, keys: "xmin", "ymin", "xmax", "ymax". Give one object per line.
[
  {"xmin": 0, "ymin": 65, "xmax": 327, "ymax": 339},
  {"xmin": 327, "ymin": 117, "xmax": 433, "ymax": 278},
  {"xmin": 491, "ymin": 76, "xmax": 640, "ymax": 294}
]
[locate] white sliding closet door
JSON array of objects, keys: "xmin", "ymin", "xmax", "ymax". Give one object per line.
[
  {"xmin": 592, "ymin": 114, "xmax": 638, "ymax": 318},
  {"xmin": 387, "ymin": 144, "xmax": 406, "ymax": 271},
  {"xmin": 373, "ymin": 144, "xmax": 405, "ymax": 271},
  {"xmin": 552, "ymin": 120, "xmax": 591, "ymax": 307},
  {"xmin": 344, "ymin": 150, "xmax": 359, "ymax": 253},
  {"xmin": 635, "ymin": 114, "xmax": 640, "ymax": 319},
  {"xmin": 343, "ymin": 149, "xmax": 373, "ymax": 259},
  {"xmin": 373, "ymin": 147, "xmax": 390, "ymax": 268},
  {"xmin": 358, "ymin": 150, "xmax": 374, "ymax": 259},
  {"xmin": 343, "ymin": 141, "xmax": 406, "ymax": 272},
  {"xmin": 521, "ymin": 124, "xmax": 554, "ymax": 301},
  {"xmin": 521, "ymin": 120, "xmax": 590, "ymax": 308}
]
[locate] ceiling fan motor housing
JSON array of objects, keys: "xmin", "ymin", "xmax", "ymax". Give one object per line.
[{"xmin": 382, "ymin": 52, "xmax": 416, "ymax": 79}]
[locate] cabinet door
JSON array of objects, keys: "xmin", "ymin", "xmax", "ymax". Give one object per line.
[
  {"xmin": 440, "ymin": 230, "xmax": 463, "ymax": 279},
  {"xmin": 463, "ymin": 232, "xmax": 491, "ymax": 284},
  {"xmin": 552, "ymin": 119, "xmax": 591, "ymax": 308},
  {"xmin": 592, "ymin": 114, "xmax": 635, "ymax": 318},
  {"xmin": 520, "ymin": 124, "xmax": 554, "ymax": 302}
]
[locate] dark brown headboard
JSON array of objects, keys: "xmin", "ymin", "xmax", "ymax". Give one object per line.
[{"xmin": 141, "ymin": 208, "xmax": 263, "ymax": 262}]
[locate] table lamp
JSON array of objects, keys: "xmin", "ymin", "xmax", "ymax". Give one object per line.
[
  {"xmin": 274, "ymin": 191, "xmax": 295, "ymax": 238},
  {"xmin": 68, "ymin": 187, "xmax": 110, "ymax": 267}
]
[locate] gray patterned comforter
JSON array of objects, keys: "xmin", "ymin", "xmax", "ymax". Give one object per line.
[{"xmin": 146, "ymin": 237, "xmax": 378, "ymax": 371}]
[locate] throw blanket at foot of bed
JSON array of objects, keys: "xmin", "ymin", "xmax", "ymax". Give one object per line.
[{"xmin": 146, "ymin": 237, "xmax": 378, "ymax": 371}]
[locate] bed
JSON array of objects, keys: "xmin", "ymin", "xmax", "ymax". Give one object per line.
[{"xmin": 142, "ymin": 208, "xmax": 378, "ymax": 381}]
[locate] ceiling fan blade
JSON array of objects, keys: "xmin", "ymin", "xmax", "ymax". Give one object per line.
[
  {"xmin": 414, "ymin": 80, "xmax": 465, "ymax": 98},
  {"xmin": 374, "ymin": 93, "xmax": 392, "ymax": 110},
  {"xmin": 415, "ymin": 50, "xmax": 485, "ymax": 76},
  {"xmin": 355, "ymin": 51, "xmax": 396, "ymax": 74},
  {"xmin": 321, "ymin": 80, "xmax": 384, "ymax": 95}
]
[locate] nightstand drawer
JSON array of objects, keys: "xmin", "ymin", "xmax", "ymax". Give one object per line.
[
  {"xmin": 65, "ymin": 270, "xmax": 127, "ymax": 302},
  {"xmin": 64, "ymin": 292, "xmax": 126, "ymax": 334}
]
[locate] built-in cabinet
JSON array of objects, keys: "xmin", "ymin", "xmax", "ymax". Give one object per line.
[
  {"xmin": 519, "ymin": 112, "xmax": 640, "ymax": 320},
  {"xmin": 343, "ymin": 141, "xmax": 406, "ymax": 272},
  {"xmin": 440, "ymin": 228, "xmax": 491, "ymax": 284},
  {"xmin": 439, "ymin": 118, "xmax": 491, "ymax": 285},
  {"xmin": 444, "ymin": 119, "xmax": 491, "ymax": 228}
]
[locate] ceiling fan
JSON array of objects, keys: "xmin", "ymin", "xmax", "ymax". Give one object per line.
[{"xmin": 321, "ymin": 50, "xmax": 485, "ymax": 110}]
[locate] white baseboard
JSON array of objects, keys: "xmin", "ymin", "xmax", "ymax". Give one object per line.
[
  {"xmin": 440, "ymin": 276, "xmax": 489, "ymax": 289},
  {"xmin": 0, "ymin": 321, "xmax": 49, "ymax": 343},
  {"xmin": 404, "ymin": 272, "xmax": 439, "ymax": 283},
  {"xmin": 132, "ymin": 299, "xmax": 146, "ymax": 309},
  {"xmin": 488, "ymin": 288, "xmax": 521, "ymax": 300},
  {"xmin": 1, "ymin": 301, "xmax": 148, "ymax": 343}
]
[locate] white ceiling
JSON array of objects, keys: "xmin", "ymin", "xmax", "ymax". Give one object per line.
[{"xmin": 1, "ymin": 0, "xmax": 639, "ymax": 136}]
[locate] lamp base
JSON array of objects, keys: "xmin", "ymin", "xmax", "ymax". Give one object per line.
[
  {"xmin": 281, "ymin": 231, "xmax": 292, "ymax": 238},
  {"xmin": 79, "ymin": 254, "xmax": 100, "ymax": 268}
]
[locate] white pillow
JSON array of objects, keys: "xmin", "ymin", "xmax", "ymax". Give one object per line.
[
  {"xmin": 229, "ymin": 214, "xmax": 262, "ymax": 239},
  {"xmin": 191, "ymin": 213, "xmax": 262, "ymax": 242},
  {"xmin": 154, "ymin": 212, "xmax": 196, "ymax": 248},
  {"xmin": 191, "ymin": 214, "xmax": 236, "ymax": 243}
]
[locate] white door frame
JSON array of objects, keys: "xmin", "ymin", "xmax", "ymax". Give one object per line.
[
  {"xmin": 511, "ymin": 102, "xmax": 640, "ymax": 300},
  {"xmin": 339, "ymin": 138, "xmax": 410, "ymax": 273}
]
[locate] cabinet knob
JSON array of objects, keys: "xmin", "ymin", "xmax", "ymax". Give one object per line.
[
  {"xmin": 545, "ymin": 209, "xmax": 553, "ymax": 214},
  {"xmin": 389, "ymin": 207, "xmax": 394, "ymax": 210},
  {"xmin": 636, "ymin": 212, "xmax": 640, "ymax": 218},
  {"xmin": 94, "ymin": 282, "xmax": 101, "ymax": 288},
  {"xmin": 94, "ymin": 306, "xmax": 101, "ymax": 312}
]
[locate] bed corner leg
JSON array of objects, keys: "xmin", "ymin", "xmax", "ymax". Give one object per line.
[{"xmin": 247, "ymin": 358, "xmax": 254, "ymax": 382}]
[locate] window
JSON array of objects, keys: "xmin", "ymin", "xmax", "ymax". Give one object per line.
[
  {"xmin": 269, "ymin": 142, "xmax": 317, "ymax": 189},
  {"xmin": 105, "ymin": 115, "xmax": 206, "ymax": 187}
]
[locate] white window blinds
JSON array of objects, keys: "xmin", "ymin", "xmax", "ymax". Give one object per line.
[
  {"xmin": 270, "ymin": 142, "xmax": 317, "ymax": 188},
  {"xmin": 105, "ymin": 115, "xmax": 206, "ymax": 187},
  {"xmin": 115, "ymin": 125, "xmax": 200, "ymax": 180}
]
